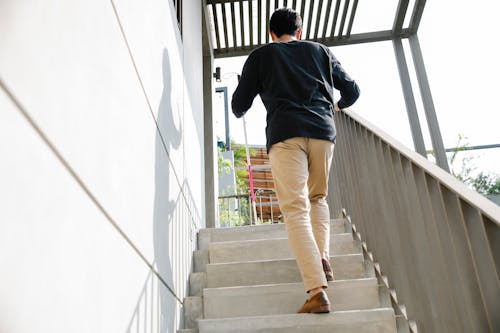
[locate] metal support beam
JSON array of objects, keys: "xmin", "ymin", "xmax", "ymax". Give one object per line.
[
  {"xmin": 215, "ymin": 87, "xmax": 231, "ymax": 150},
  {"xmin": 409, "ymin": 34, "xmax": 450, "ymax": 172},
  {"xmin": 203, "ymin": 3, "xmax": 219, "ymax": 228},
  {"xmin": 409, "ymin": 0, "xmax": 426, "ymax": 34},
  {"xmin": 393, "ymin": 0, "xmax": 410, "ymax": 35},
  {"xmin": 392, "ymin": 38, "xmax": 427, "ymax": 157},
  {"xmin": 214, "ymin": 29, "xmax": 412, "ymax": 58}
]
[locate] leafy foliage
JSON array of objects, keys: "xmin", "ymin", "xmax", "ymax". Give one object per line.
[
  {"xmin": 231, "ymin": 142, "xmax": 256, "ymax": 194},
  {"xmin": 469, "ymin": 173, "xmax": 500, "ymax": 195},
  {"xmin": 448, "ymin": 134, "xmax": 500, "ymax": 196},
  {"xmin": 217, "ymin": 146, "xmax": 231, "ymax": 176},
  {"xmin": 218, "ymin": 196, "xmax": 251, "ymax": 227}
]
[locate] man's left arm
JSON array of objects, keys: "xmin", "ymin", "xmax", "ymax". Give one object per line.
[
  {"xmin": 231, "ymin": 53, "xmax": 260, "ymax": 118},
  {"xmin": 329, "ymin": 52, "xmax": 360, "ymax": 110}
]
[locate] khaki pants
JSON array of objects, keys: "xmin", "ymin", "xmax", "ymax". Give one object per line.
[{"xmin": 269, "ymin": 137, "xmax": 335, "ymax": 292}]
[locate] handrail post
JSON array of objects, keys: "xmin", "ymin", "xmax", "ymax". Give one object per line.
[{"xmin": 329, "ymin": 109, "xmax": 500, "ymax": 332}]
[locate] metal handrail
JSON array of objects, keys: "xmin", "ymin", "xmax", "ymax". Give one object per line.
[
  {"xmin": 218, "ymin": 190, "xmax": 281, "ymax": 226},
  {"xmin": 328, "ymin": 109, "xmax": 500, "ymax": 333}
]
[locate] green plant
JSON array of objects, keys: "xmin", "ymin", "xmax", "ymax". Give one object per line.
[
  {"xmin": 448, "ymin": 134, "xmax": 500, "ymax": 196},
  {"xmin": 218, "ymin": 196, "xmax": 251, "ymax": 227},
  {"xmin": 218, "ymin": 146, "xmax": 231, "ymax": 177},
  {"xmin": 469, "ymin": 172, "xmax": 500, "ymax": 195},
  {"xmin": 231, "ymin": 142, "xmax": 256, "ymax": 194}
]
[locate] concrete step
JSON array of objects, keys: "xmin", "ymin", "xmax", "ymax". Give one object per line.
[
  {"xmin": 198, "ymin": 308, "xmax": 397, "ymax": 333},
  {"xmin": 189, "ymin": 272, "xmax": 207, "ymax": 297},
  {"xmin": 183, "ymin": 297, "xmax": 202, "ymax": 329},
  {"xmin": 209, "ymin": 233, "xmax": 360, "ymax": 264},
  {"xmin": 198, "ymin": 219, "xmax": 349, "ymax": 250},
  {"xmin": 206, "ymin": 254, "xmax": 367, "ymax": 288},
  {"xmin": 203, "ymin": 278, "xmax": 380, "ymax": 319}
]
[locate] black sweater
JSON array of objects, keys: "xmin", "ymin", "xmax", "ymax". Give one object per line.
[{"xmin": 231, "ymin": 40, "xmax": 360, "ymax": 151}]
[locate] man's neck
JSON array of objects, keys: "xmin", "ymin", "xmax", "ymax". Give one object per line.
[{"xmin": 275, "ymin": 34, "xmax": 297, "ymax": 43}]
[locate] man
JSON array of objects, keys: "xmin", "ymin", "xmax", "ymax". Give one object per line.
[{"xmin": 231, "ymin": 7, "xmax": 360, "ymax": 313}]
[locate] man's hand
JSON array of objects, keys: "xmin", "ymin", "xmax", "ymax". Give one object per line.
[{"xmin": 334, "ymin": 102, "xmax": 341, "ymax": 112}]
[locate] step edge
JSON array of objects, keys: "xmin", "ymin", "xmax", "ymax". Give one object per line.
[
  {"xmin": 202, "ymin": 277, "xmax": 378, "ymax": 294},
  {"xmin": 198, "ymin": 307, "xmax": 395, "ymax": 325},
  {"xmin": 206, "ymin": 253, "xmax": 363, "ymax": 268},
  {"xmin": 208, "ymin": 233, "xmax": 352, "ymax": 247}
]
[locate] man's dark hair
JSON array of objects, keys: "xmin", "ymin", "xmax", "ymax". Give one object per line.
[{"xmin": 269, "ymin": 8, "xmax": 302, "ymax": 37}]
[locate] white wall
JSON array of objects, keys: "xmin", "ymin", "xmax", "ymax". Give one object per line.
[{"xmin": 0, "ymin": 0, "xmax": 204, "ymax": 332}]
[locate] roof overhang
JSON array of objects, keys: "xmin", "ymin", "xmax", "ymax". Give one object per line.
[{"xmin": 206, "ymin": 0, "xmax": 426, "ymax": 58}]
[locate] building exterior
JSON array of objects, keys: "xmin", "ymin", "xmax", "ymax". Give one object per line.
[
  {"xmin": 2, "ymin": 1, "xmax": 499, "ymax": 332},
  {"xmin": 0, "ymin": 1, "xmax": 205, "ymax": 331}
]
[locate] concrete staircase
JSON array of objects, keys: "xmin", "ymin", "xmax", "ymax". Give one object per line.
[{"xmin": 181, "ymin": 218, "xmax": 399, "ymax": 332}]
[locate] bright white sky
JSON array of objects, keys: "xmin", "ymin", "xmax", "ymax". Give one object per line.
[{"xmin": 214, "ymin": 1, "xmax": 500, "ymax": 176}]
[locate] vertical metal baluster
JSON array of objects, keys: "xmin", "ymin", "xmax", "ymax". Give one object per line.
[
  {"xmin": 259, "ymin": 194, "xmax": 263, "ymax": 220},
  {"xmin": 270, "ymin": 196, "xmax": 274, "ymax": 222}
]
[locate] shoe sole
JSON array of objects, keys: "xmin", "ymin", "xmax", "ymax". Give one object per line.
[{"xmin": 310, "ymin": 305, "xmax": 331, "ymax": 313}]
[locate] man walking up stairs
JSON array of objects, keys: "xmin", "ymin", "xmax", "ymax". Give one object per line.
[{"xmin": 231, "ymin": 7, "xmax": 360, "ymax": 312}]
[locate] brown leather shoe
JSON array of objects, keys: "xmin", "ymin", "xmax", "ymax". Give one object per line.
[
  {"xmin": 297, "ymin": 290, "xmax": 331, "ymax": 313},
  {"xmin": 322, "ymin": 258, "xmax": 334, "ymax": 281}
]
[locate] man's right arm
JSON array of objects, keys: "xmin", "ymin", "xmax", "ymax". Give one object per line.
[
  {"xmin": 330, "ymin": 53, "xmax": 360, "ymax": 109},
  {"xmin": 231, "ymin": 52, "xmax": 260, "ymax": 118}
]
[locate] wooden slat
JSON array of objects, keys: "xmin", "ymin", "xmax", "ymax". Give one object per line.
[
  {"xmin": 338, "ymin": 0, "xmax": 350, "ymax": 37},
  {"xmin": 306, "ymin": 0, "xmax": 315, "ymax": 39},
  {"xmin": 330, "ymin": 0, "xmax": 341, "ymax": 37},
  {"xmin": 230, "ymin": 2, "xmax": 238, "ymax": 47},
  {"xmin": 220, "ymin": 2, "xmax": 229, "ymax": 47},
  {"xmin": 258, "ymin": 0, "xmax": 262, "ymax": 45},
  {"xmin": 299, "ymin": 0, "xmax": 306, "ymax": 36},
  {"xmin": 211, "ymin": 4, "xmax": 221, "ymax": 49},
  {"xmin": 313, "ymin": 0, "xmax": 324, "ymax": 40},
  {"xmin": 266, "ymin": 0, "xmax": 271, "ymax": 42},
  {"xmin": 249, "ymin": 0, "xmax": 254, "ymax": 45},
  {"xmin": 346, "ymin": 0, "xmax": 358, "ymax": 37},
  {"xmin": 207, "ymin": 0, "xmax": 425, "ymax": 56},
  {"xmin": 239, "ymin": 0, "xmax": 245, "ymax": 45},
  {"xmin": 322, "ymin": 0, "xmax": 333, "ymax": 38}
]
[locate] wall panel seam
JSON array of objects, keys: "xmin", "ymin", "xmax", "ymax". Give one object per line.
[{"xmin": 1, "ymin": 73, "xmax": 184, "ymax": 306}]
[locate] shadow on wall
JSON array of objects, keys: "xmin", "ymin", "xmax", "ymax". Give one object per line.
[
  {"xmin": 153, "ymin": 48, "xmax": 182, "ymax": 332},
  {"xmin": 125, "ymin": 47, "xmax": 205, "ymax": 332},
  {"xmin": 125, "ymin": 49, "xmax": 183, "ymax": 333}
]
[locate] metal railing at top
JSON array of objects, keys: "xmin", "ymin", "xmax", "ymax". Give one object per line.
[
  {"xmin": 328, "ymin": 109, "xmax": 500, "ymax": 333},
  {"xmin": 218, "ymin": 190, "xmax": 281, "ymax": 227}
]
